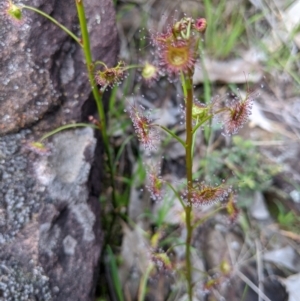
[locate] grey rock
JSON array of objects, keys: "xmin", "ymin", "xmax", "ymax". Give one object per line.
[
  {"xmin": 0, "ymin": 0, "xmax": 118, "ymax": 300},
  {"xmin": 250, "ymin": 191, "xmax": 271, "ymax": 220},
  {"xmin": 0, "ymin": 0, "xmax": 119, "ymax": 134}
]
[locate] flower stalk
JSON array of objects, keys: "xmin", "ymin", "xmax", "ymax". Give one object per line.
[
  {"xmin": 20, "ymin": 4, "xmax": 81, "ymax": 44},
  {"xmin": 75, "ymin": 0, "xmax": 118, "ymax": 209},
  {"xmin": 39, "ymin": 123, "xmax": 99, "ymax": 142},
  {"xmin": 183, "ymin": 71, "xmax": 194, "ymax": 300}
]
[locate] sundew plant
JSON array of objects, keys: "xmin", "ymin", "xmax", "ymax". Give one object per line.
[
  {"xmin": 127, "ymin": 16, "xmax": 259, "ymax": 300},
  {"xmin": 6, "ymin": 2, "xmax": 259, "ymax": 300}
]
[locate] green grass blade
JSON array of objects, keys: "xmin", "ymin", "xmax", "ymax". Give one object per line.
[
  {"xmin": 138, "ymin": 264, "xmax": 154, "ymax": 301},
  {"xmin": 106, "ymin": 246, "xmax": 124, "ymax": 301}
]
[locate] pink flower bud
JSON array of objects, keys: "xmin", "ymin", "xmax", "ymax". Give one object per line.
[{"xmin": 194, "ymin": 18, "xmax": 207, "ymax": 33}]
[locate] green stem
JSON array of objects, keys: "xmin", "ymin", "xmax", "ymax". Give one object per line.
[
  {"xmin": 192, "ymin": 206, "xmax": 223, "ymax": 229},
  {"xmin": 75, "ymin": 0, "xmax": 117, "ymax": 208},
  {"xmin": 94, "ymin": 61, "xmax": 108, "ymax": 68},
  {"xmin": 191, "ymin": 116, "xmax": 199, "ymax": 156},
  {"xmin": 180, "ymin": 71, "xmax": 188, "ymax": 98},
  {"xmin": 39, "ymin": 123, "xmax": 98, "ymax": 142},
  {"xmin": 112, "ymin": 135, "xmax": 134, "ymax": 173},
  {"xmin": 166, "ymin": 182, "xmax": 185, "ymax": 209},
  {"xmin": 165, "ymin": 242, "xmax": 187, "ymax": 254},
  {"xmin": 21, "ymin": 5, "xmax": 81, "ymax": 45},
  {"xmin": 124, "ymin": 64, "xmax": 144, "ymax": 71},
  {"xmin": 154, "ymin": 124, "xmax": 186, "ymax": 147},
  {"xmin": 183, "ymin": 71, "xmax": 194, "ymax": 301},
  {"xmin": 191, "ymin": 115, "xmax": 212, "ymax": 135},
  {"xmin": 138, "ymin": 264, "xmax": 154, "ymax": 301},
  {"xmin": 94, "ymin": 61, "xmax": 142, "ymax": 71}
]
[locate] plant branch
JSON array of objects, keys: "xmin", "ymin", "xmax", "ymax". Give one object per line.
[
  {"xmin": 192, "ymin": 115, "xmax": 212, "ymax": 135},
  {"xmin": 154, "ymin": 124, "xmax": 186, "ymax": 147},
  {"xmin": 166, "ymin": 182, "xmax": 186, "ymax": 209},
  {"xmin": 21, "ymin": 5, "xmax": 81, "ymax": 45},
  {"xmin": 39, "ymin": 123, "xmax": 98, "ymax": 142},
  {"xmin": 192, "ymin": 206, "xmax": 223, "ymax": 229}
]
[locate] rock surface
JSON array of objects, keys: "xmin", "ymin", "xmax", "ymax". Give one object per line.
[
  {"xmin": 0, "ymin": 0, "xmax": 118, "ymax": 300},
  {"xmin": 0, "ymin": 0, "xmax": 118, "ymax": 135}
]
